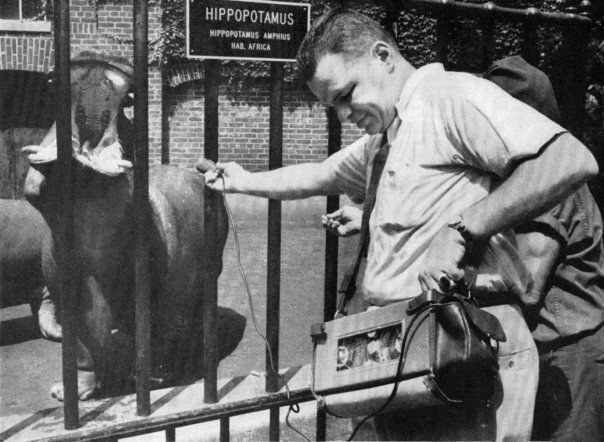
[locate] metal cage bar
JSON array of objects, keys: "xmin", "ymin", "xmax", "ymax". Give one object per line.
[
  {"xmin": 203, "ymin": 59, "xmax": 220, "ymax": 407},
  {"xmin": 407, "ymin": 0, "xmax": 591, "ymax": 25},
  {"xmin": 53, "ymin": 0, "xmax": 78, "ymax": 430},
  {"xmin": 267, "ymin": 61, "xmax": 284, "ymax": 440},
  {"xmin": 133, "ymin": 0, "xmax": 152, "ymax": 417},
  {"xmin": 317, "ymin": 107, "xmax": 343, "ymax": 441}
]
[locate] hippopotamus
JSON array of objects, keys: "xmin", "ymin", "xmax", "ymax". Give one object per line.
[
  {"xmin": 21, "ymin": 51, "xmax": 228, "ymax": 400},
  {"xmin": 0, "ymin": 199, "xmax": 62, "ymax": 340}
]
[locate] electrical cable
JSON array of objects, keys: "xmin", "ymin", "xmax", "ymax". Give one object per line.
[
  {"xmin": 311, "ymin": 305, "xmax": 432, "ymax": 441},
  {"xmin": 216, "ymin": 172, "xmax": 312, "ymax": 441}
]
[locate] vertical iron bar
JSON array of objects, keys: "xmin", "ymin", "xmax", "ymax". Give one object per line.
[
  {"xmin": 54, "ymin": 0, "xmax": 78, "ymax": 429},
  {"xmin": 134, "ymin": 0, "xmax": 151, "ymax": 416},
  {"xmin": 481, "ymin": 17, "xmax": 495, "ymax": 71},
  {"xmin": 161, "ymin": 67, "xmax": 170, "ymax": 164},
  {"xmin": 436, "ymin": 14, "xmax": 451, "ymax": 68},
  {"xmin": 267, "ymin": 62, "xmax": 283, "ymax": 441},
  {"xmin": 203, "ymin": 59, "xmax": 220, "ymax": 404},
  {"xmin": 316, "ymin": 107, "xmax": 342, "ymax": 442},
  {"xmin": 562, "ymin": 23, "xmax": 590, "ymax": 137},
  {"xmin": 323, "ymin": 108, "xmax": 341, "ymax": 323},
  {"xmin": 522, "ymin": 19, "xmax": 539, "ymax": 66},
  {"xmin": 165, "ymin": 427, "xmax": 176, "ymax": 441},
  {"xmin": 220, "ymin": 417, "xmax": 230, "ymax": 441}
]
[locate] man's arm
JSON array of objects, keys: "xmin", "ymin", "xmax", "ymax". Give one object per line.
[
  {"xmin": 196, "ymin": 160, "xmax": 340, "ymax": 200},
  {"xmin": 515, "ymin": 228, "xmax": 562, "ymax": 308},
  {"xmin": 419, "ymin": 133, "xmax": 597, "ymax": 292},
  {"xmin": 461, "ymin": 132, "xmax": 597, "ymax": 239}
]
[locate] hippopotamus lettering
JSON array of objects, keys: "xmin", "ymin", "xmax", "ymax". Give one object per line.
[{"xmin": 21, "ymin": 52, "xmax": 228, "ymax": 400}]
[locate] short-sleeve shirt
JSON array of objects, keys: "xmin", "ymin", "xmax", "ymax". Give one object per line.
[{"xmin": 325, "ymin": 63, "xmax": 566, "ymax": 306}]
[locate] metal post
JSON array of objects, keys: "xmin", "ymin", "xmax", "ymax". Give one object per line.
[
  {"xmin": 203, "ymin": 59, "xmax": 220, "ymax": 405},
  {"xmin": 220, "ymin": 417, "xmax": 230, "ymax": 442},
  {"xmin": 562, "ymin": 23, "xmax": 590, "ymax": 137},
  {"xmin": 317, "ymin": 107, "xmax": 342, "ymax": 441},
  {"xmin": 133, "ymin": 0, "xmax": 151, "ymax": 416},
  {"xmin": 54, "ymin": 0, "xmax": 78, "ymax": 430},
  {"xmin": 165, "ymin": 427, "xmax": 176, "ymax": 441},
  {"xmin": 161, "ymin": 67, "xmax": 170, "ymax": 165},
  {"xmin": 481, "ymin": 17, "xmax": 495, "ymax": 71},
  {"xmin": 436, "ymin": 15, "xmax": 451, "ymax": 68},
  {"xmin": 522, "ymin": 18, "xmax": 539, "ymax": 66},
  {"xmin": 267, "ymin": 62, "xmax": 284, "ymax": 441}
]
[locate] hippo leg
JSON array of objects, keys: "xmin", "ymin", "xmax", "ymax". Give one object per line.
[
  {"xmin": 50, "ymin": 275, "xmax": 114, "ymax": 401},
  {"xmin": 50, "ymin": 370, "xmax": 97, "ymax": 402},
  {"xmin": 32, "ymin": 286, "xmax": 62, "ymax": 341}
]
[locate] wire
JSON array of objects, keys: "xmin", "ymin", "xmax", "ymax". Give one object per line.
[
  {"xmin": 217, "ymin": 173, "xmax": 313, "ymax": 441},
  {"xmin": 310, "ymin": 304, "xmax": 432, "ymax": 441}
]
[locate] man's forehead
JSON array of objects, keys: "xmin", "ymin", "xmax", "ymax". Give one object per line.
[{"xmin": 308, "ymin": 53, "xmax": 351, "ymax": 105}]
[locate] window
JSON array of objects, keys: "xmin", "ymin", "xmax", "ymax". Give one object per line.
[{"xmin": 0, "ymin": 0, "xmax": 52, "ymax": 32}]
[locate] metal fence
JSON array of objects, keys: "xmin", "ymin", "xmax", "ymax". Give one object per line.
[{"xmin": 47, "ymin": 0, "xmax": 593, "ymax": 440}]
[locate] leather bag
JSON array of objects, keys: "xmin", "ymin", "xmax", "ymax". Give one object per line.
[
  {"xmin": 411, "ymin": 291, "xmax": 507, "ymax": 403},
  {"xmin": 312, "ymin": 289, "xmax": 507, "ymax": 418}
]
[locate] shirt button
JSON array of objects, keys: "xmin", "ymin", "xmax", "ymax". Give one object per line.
[{"xmin": 508, "ymin": 360, "xmax": 515, "ymax": 368}]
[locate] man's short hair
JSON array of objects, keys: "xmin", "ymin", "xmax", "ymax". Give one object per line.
[{"xmin": 296, "ymin": 8, "xmax": 398, "ymax": 83}]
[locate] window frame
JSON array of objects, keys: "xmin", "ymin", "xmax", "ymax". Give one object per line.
[{"xmin": 0, "ymin": 0, "xmax": 51, "ymax": 33}]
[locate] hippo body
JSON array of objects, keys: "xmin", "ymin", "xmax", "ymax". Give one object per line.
[
  {"xmin": 19, "ymin": 52, "xmax": 229, "ymax": 399},
  {"xmin": 0, "ymin": 199, "xmax": 48, "ymax": 308}
]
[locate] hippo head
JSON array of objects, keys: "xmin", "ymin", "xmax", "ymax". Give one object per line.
[{"xmin": 23, "ymin": 52, "xmax": 134, "ymax": 203}]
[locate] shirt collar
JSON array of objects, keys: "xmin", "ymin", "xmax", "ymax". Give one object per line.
[{"xmin": 395, "ymin": 63, "xmax": 445, "ymax": 117}]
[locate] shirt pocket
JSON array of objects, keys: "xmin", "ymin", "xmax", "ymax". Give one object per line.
[{"xmin": 374, "ymin": 165, "xmax": 433, "ymax": 231}]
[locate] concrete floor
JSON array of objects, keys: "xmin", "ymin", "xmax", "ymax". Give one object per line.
[{"xmin": 0, "ymin": 194, "xmax": 366, "ymax": 439}]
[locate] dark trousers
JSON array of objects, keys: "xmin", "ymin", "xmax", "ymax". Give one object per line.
[{"xmin": 532, "ymin": 325, "xmax": 604, "ymax": 442}]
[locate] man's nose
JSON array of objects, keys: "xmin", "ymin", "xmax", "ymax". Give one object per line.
[{"xmin": 335, "ymin": 103, "xmax": 352, "ymax": 123}]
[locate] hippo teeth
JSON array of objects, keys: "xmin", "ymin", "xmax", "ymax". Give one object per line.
[
  {"xmin": 22, "ymin": 134, "xmax": 81, "ymax": 165},
  {"xmin": 22, "ymin": 142, "xmax": 58, "ymax": 164},
  {"xmin": 75, "ymin": 140, "xmax": 132, "ymax": 176}
]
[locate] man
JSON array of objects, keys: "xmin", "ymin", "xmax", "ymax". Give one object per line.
[
  {"xmin": 323, "ymin": 56, "xmax": 604, "ymax": 440},
  {"xmin": 198, "ymin": 8, "xmax": 598, "ymax": 439}
]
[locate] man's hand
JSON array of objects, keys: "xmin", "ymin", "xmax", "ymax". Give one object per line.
[
  {"xmin": 418, "ymin": 225, "xmax": 467, "ymax": 292},
  {"xmin": 321, "ymin": 206, "xmax": 362, "ymax": 237},
  {"xmin": 195, "ymin": 159, "xmax": 249, "ymax": 193}
]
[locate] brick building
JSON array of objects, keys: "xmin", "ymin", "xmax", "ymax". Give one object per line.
[{"xmin": 0, "ymin": 0, "xmax": 363, "ymax": 174}]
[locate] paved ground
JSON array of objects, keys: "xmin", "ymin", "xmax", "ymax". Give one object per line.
[{"xmin": 0, "ymin": 194, "xmax": 366, "ymax": 440}]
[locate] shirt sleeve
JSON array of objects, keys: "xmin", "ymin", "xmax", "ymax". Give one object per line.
[
  {"xmin": 441, "ymin": 72, "xmax": 567, "ymax": 177},
  {"xmin": 515, "ymin": 208, "xmax": 569, "ymax": 246},
  {"xmin": 323, "ymin": 135, "xmax": 369, "ymax": 204}
]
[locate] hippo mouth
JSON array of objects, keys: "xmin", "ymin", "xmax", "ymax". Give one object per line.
[
  {"xmin": 22, "ymin": 57, "xmax": 134, "ymax": 177},
  {"xmin": 23, "ymin": 133, "xmax": 133, "ymax": 177}
]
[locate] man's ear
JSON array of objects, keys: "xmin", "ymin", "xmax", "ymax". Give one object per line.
[{"xmin": 370, "ymin": 41, "xmax": 395, "ymax": 70}]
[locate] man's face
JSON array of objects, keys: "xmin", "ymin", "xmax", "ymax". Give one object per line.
[{"xmin": 307, "ymin": 45, "xmax": 398, "ymax": 135}]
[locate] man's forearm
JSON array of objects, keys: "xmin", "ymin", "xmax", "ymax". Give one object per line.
[
  {"xmin": 233, "ymin": 162, "xmax": 339, "ymax": 200},
  {"xmin": 462, "ymin": 133, "xmax": 598, "ymax": 239}
]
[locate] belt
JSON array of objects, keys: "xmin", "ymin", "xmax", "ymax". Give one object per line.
[
  {"xmin": 407, "ymin": 289, "xmax": 518, "ymax": 314},
  {"xmin": 471, "ymin": 291, "xmax": 518, "ymax": 308}
]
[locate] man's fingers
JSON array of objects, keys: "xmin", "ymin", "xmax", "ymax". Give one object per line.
[
  {"xmin": 326, "ymin": 208, "xmax": 344, "ymax": 219},
  {"xmin": 195, "ymin": 158, "xmax": 218, "ymax": 173}
]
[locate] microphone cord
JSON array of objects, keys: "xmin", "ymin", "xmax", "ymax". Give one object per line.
[{"xmin": 217, "ymin": 173, "xmax": 312, "ymax": 441}]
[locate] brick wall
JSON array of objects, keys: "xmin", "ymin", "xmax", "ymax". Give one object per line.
[
  {"xmin": 1, "ymin": 1, "xmax": 359, "ymax": 171},
  {"xmin": 167, "ymin": 82, "xmax": 364, "ymax": 171}
]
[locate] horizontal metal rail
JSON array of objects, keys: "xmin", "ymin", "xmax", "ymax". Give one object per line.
[
  {"xmin": 406, "ymin": 0, "xmax": 592, "ymax": 24},
  {"xmin": 38, "ymin": 388, "xmax": 316, "ymax": 442}
]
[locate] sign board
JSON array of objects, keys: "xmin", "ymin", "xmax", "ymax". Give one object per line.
[{"xmin": 186, "ymin": 0, "xmax": 310, "ymax": 62}]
